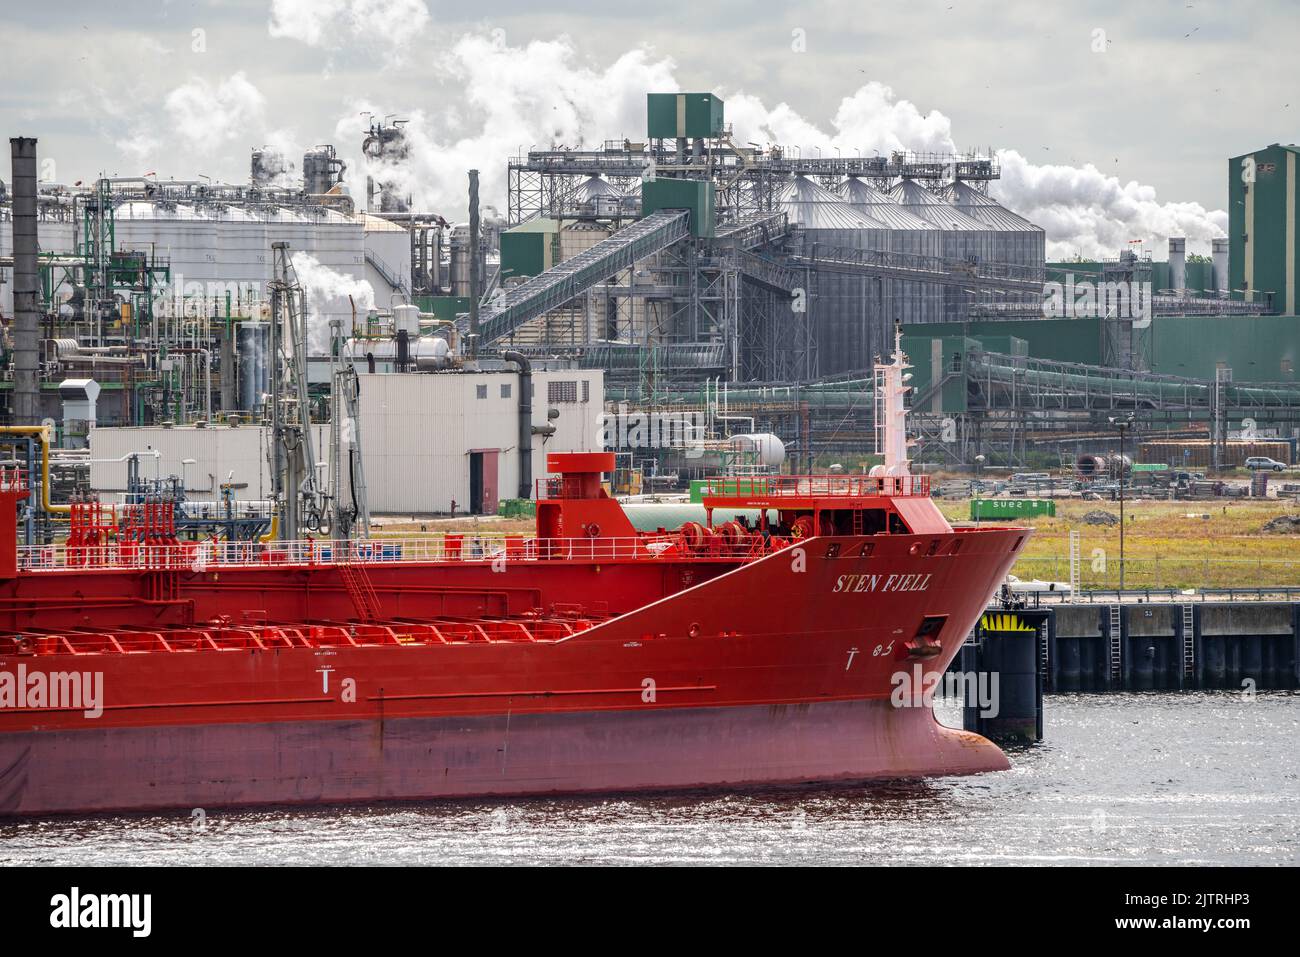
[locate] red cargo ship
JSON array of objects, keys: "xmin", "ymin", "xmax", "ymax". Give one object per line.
[{"xmin": 0, "ymin": 349, "xmax": 1028, "ymax": 817}]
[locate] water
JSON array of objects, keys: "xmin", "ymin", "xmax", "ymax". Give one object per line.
[{"xmin": 3, "ymin": 692, "xmax": 1297, "ymax": 866}]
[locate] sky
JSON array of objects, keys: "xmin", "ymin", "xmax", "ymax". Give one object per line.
[{"xmin": 1, "ymin": 0, "xmax": 1296, "ymax": 258}]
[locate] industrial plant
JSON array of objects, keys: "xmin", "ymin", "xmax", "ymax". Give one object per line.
[{"xmin": 1, "ymin": 92, "xmax": 1298, "ymax": 539}]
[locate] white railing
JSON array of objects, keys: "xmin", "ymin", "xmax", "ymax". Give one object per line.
[
  {"xmin": 17, "ymin": 532, "xmax": 781, "ymax": 572},
  {"xmin": 702, "ymin": 474, "xmax": 932, "ymax": 498}
]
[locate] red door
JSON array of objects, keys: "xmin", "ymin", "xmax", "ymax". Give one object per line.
[{"xmin": 469, "ymin": 449, "xmax": 500, "ymax": 515}]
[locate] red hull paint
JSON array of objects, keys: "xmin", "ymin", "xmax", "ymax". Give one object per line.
[
  {"xmin": 0, "ymin": 527, "xmax": 1027, "ymax": 816},
  {"xmin": 0, "ymin": 702, "xmax": 1007, "ymax": 816}
]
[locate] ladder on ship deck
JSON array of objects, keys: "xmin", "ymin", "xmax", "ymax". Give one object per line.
[{"xmin": 337, "ymin": 558, "xmax": 382, "ymax": 622}]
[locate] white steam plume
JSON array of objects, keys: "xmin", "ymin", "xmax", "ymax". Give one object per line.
[
  {"xmin": 165, "ymin": 72, "xmax": 267, "ymax": 148},
  {"xmin": 338, "ymin": 33, "xmax": 676, "ymax": 220},
  {"xmin": 993, "ymin": 150, "xmax": 1227, "ymax": 259},
  {"xmin": 269, "ymin": 0, "xmax": 430, "ymax": 56},
  {"xmin": 346, "ymin": 34, "xmax": 1224, "ymax": 259},
  {"xmin": 292, "ymin": 252, "xmax": 374, "ymax": 354}
]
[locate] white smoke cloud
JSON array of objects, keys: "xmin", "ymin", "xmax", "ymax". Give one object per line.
[
  {"xmin": 268, "ymin": 0, "xmax": 430, "ymax": 55},
  {"xmin": 340, "ymin": 32, "xmax": 676, "ymax": 219},
  {"xmin": 345, "ymin": 33, "xmax": 1224, "ymax": 259},
  {"xmin": 994, "ymin": 150, "xmax": 1227, "ymax": 259},
  {"xmin": 291, "ymin": 252, "xmax": 375, "ymax": 354},
  {"xmin": 726, "ymin": 82, "xmax": 958, "ymax": 157},
  {"xmin": 164, "ymin": 72, "xmax": 267, "ymax": 148}
]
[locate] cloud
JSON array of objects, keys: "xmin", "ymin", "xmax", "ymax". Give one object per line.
[
  {"xmin": 344, "ymin": 31, "xmax": 1223, "ymax": 258},
  {"xmin": 342, "ymin": 32, "xmax": 676, "ymax": 218},
  {"xmin": 726, "ymin": 82, "xmax": 958, "ymax": 156},
  {"xmin": 268, "ymin": 0, "xmax": 430, "ymax": 55},
  {"xmin": 994, "ymin": 150, "xmax": 1227, "ymax": 259},
  {"xmin": 164, "ymin": 72, "xmax": 267, "ymax": 148}
]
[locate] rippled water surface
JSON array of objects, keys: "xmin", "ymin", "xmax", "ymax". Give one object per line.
[{"xmin": 3, "ymin": 693, "xmax": 1297, "ymax": 866}]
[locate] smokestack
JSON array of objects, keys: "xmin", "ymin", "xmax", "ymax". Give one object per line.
[
  {"xmin": 1212, "ymin": 238, "xmax": 1229, "ymax": 298},
  {"xmin": 468, "ymin": 169, "xmax": 479, "ymax": 357},
  {"xmin": 9, "ymin": 138, "xmax": 40, "ymax": 424},
  {"xmin": 1168, "ymin": 236, "xmax": 1186, "ymax": 298}
]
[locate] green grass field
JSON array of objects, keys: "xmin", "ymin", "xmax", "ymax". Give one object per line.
[{"xmin": 939, "ymin": 498, "xmax": 1300, "ymax": 590}]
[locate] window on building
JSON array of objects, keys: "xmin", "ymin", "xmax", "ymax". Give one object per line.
[
  {"xmin": 476, "ymin": 384, "xmax": 487, "ymax": 399},
  {"xmin": 548, "ymin": 380, "xmax": 579, "ymax": 403},
  {"xmin": 501, "ymin": 383, "xmax": 512, "ymax": 399},
  {"xmin": 582, "ymin": 379, "xmax": 590, "ymax": 403}
]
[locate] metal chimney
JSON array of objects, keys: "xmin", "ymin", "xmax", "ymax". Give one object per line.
[
  {"xmin": 1168, "ymin": 237, "xmax": 1186, "ymax": 298},
  {"xmin": 9, "ymin": 138, "xmax": 39, "ymax": 424},
  {"xmin": 1212, "ymin": 237, "xmax": 1229, "ymax": 298},
  {"xmin": 468, "ymin": 169, "xmax": 480, "ymax": 357}
]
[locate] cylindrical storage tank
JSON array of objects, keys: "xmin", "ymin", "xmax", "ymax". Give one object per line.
[
  {"xmin": 558, "ymin": 220, "xmax": 611, "ymax": 261},
  {"xmin": 251, "ymin": 148, "xmax": 287, "ymax": 187},
  {"xmin": 1168, "ymin": 237, "xmax": 1186, "ymax": 296},
  {"xmin": 1212, "ymin": 238, "xmax": 1229, "ymax": 296},
  {"xmin": 619, "ymin": 504, "xmax": 777, "ymax": 532},
  {"xmin": 1075, "ymin": 453, "xmax": 1108, "ymax": 479},
  {"xmin": 449, "ymin": 225, "xmax": 470, "ymax": 297},
  {"xmin": 303, "ymin": 148, "xmax": 340, "ymax": 196},
  {"xmin": 728, "ymin": 433, "xmax": 786, "ymax": 469},
  {"xmin": 236, "ymin": 321, "xmax": 269, "ymax": 413},
  {"xmin": 392, "ymin": 303, "xmax": 420, "ymax": 336},
  {"xmin": 347, "ymin": 335, "xmax": 452, "ymax": 368}
]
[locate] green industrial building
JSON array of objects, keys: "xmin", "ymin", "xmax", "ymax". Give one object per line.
[
  {"xmin": 641, "ymin": 178, "xmax": 716, "ymax": 238},
  {"xmin": 1229, "ymin": 143, "xmax": 1300, "ymax": 314},
  {"xmin": 499, "ymin": 217, "xmax": 560, "ymax": 281},
  {"xmin": 903, "ymin": 314, "xmax": 1300, "ymax": 403},
  {"xmin": 646, "ymin": 93, "xmax": 725, "ymax": 140}
]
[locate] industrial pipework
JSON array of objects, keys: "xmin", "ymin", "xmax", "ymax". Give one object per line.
[{"xmin": 501, "ymin": 351, "xmax": 532, "ymax": 499}]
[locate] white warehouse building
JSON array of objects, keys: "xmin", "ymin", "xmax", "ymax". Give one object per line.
[{"xmin": 88, "ymin": 368, "xmax": 604, "ymax": 515}]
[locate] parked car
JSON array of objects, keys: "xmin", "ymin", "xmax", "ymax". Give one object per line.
[{"xmin": 1245, "ymin": 457, "xmax": 1286, "ymax": 472}]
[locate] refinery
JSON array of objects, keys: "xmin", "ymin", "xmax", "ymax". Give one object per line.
[{"xmin": 0, "ymin": 2, "xmax": 1297, "ymax": 893}]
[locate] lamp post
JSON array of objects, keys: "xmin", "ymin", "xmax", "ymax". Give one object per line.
[{"xmin": 1109, "ymin": 415, "xmax": 1134, "ymax": 589}]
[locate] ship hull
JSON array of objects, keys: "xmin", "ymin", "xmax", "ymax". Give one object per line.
[
  {"xmin": 0, "ymin": 528, "xmax": 1026, "ymax": 817},
  {"xmin": 0, "ymin": 700, "xmax": 1006, "ymax": 816}
]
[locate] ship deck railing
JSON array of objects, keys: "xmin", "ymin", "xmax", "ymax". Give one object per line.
[
  {"xmin": 701, "ymin": 474, "xmax": 931, "ymax": 499},
  {"xmin": 16, "ymin": 532, "xmax": 793, "ymax": 572}
]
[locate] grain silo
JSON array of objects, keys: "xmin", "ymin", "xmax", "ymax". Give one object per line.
[
  {"xmin": 779, "ymin": 176, "xmax": 893, "ymax": 375},
  {"xmin": 943, "ymin": 180, "xmax": 1045, "ymax": 273},
  {"xmin": 841, "ymin": 176, "xmax": 945, "ymax": 325},
  {"xmin": 889, "ymin": 178, "xmax": 996, "ymax": 319}
]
